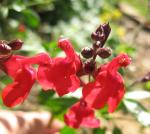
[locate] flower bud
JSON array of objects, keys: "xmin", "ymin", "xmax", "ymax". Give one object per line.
[
  {"xmin": 0, "ymin": 40, "xmax": 11, "ymax": 54},
  {"xmin": 84, "ymin": 60, "xmax": 96, "ymax": 74},
  {"xmin": 93, "ymin": 41, "xmax": 102, "ymax": 49},
  {"xmin": 91, "ymin": 32, "xmax": 97, "ymax": 41},
  {"xmin": 97, "ymin": 47, "xmax": 112, "ymax": 59},
  {"xmin": 8, "ymin": 39, "xmax": 23, "ymax": 50},
  {"xmin": 101, "ymin": 23, "xmax": 111, "ymax": 37},
  {"xmin": 81, "ymin": 47, "xmax": 94, "ymax": 59},
  {"xmin": 97, "ymin": 34, "xmax": 105, "ymax": 41}
]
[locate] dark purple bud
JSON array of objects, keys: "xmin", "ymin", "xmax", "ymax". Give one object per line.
[
  {"xmin": 97, "ymin": 34, "xmax": 105, "ymax": 41},
  {"xmin": 0, "ymin": 40, "xmax": 11, "ymax": 54},
  {"xmin": 84, "ymin": 60, "xmax": 96, "ymax": 74},
  {"xmin": 81, "ymin": 47, "xmax": 94, "ymax": 59},
  {"xmin": 8, "ymin": 39, "xmax": 23, "ymax": 50},
  {"xmin": 101, "ymin": 23, "xmax": 111, "ymax": 36},
  {"xmin": 100, "ymin": 23, "xmax": 111, "ymax": 47},
  {"xmin": 96, "ymin": 25, "xmax": 102, "ymax": 33},
  {"xmin": 97, "ymin": 47, "xmax": 112, "ymax": 59},
  {"xmin": 93, "ymin": 41, "xmax": 102, "ymax": 49},
  {"xmin": 91, "ymin": 32, "xmax": 98, "ymax": 41}
]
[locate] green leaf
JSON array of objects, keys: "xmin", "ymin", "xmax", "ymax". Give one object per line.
[
  {"xmin": 93, "ymin": 128, "xmax": 106, "ymax": 134},
  {"xmin": 61, "ymin": 126, "xmax": 76, "ymax": 134},
  {"xmin": 144, "ymin": 81, "xmax": 150, "ymax": 91},
  {"xmin": 115, "ymin": 44, "xmax": 135, "ymax": 56},
  {"xmin": 38, "ymin": 91, "xmax": 78, "ymax": 115},
  {"xmin": 38, "ymin": 90, "xmax": 55, "ymax": 104},
  {"xmin": 124, "ymin": 99, "xmax": 150, "ymax": 126},
  {"xmin": 113, "ymin": 127, "xmax": 122, "ymax": 134},
  {"xmin": 43, "ymin": 41, "xmax": 61, "ymax": 57},
  {"xmin": 22, "ymin": 9, "xmax": 40, "ymax": 28},
  {"xmin": 11, "ymin": 1, "xmax": 26, "ymax": 12},
  {"xmin": 125, "ymin": 90, "xmax": 150, "ymax": 100}
]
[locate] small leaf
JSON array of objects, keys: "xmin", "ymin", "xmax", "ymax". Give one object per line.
[
  {"xmin": 12, "ymin": 3, "xmax": 26, "ymax": 12},
  {"xmin": 125, "ymin": 90, "xmax": 150, "ymax": 100},
  {"xmin": 124, "ymin": 99, "xmax": 150, "ymax": 126},
  {"xmin": 144, "ymin": 81, "xmax": 150, "ymax": 91},
  {"xmin": 22, "ymin": 9, "xmax": 40, "ymax": 28}
]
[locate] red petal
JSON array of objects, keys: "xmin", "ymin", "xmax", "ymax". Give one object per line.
[
  {"xmin": 82, "ymin": 82, "xmax": 106, "ymax": 109},
  {"xmin": 37, "ymin": 63, "xmax": 55, "ymax": 90},
  {"xmin": 21, "ymin": 53, "xmax": 51, "ymax": 65},
  {"xmin": 2, "ymin": 66, "xmax": 35, "ymax": 107},
  {"xmin": 58, "ymin": 38, "xmax": 81, "ymax": 72},
  {"xmin": 64, "ymin": 102, "xmax": 100, "ymax": 128},
  {"xmin": 107, "ymin": 83, "xmax": 125, "ymax": 113},
  {"xmin": 38, "ymin": 62, "xmax": 80, "ymax": 96},
  {"xmin": 3, "ymin": 55, "xmax": 25, "ymax": 78}
]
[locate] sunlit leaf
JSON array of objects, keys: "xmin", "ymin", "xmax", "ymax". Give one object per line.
[
  {"xmin": 125, "ymin": 90, "xmax": 150, "ymax": 100},
  {"xmin": 0, "ymin": 6, "xmax": 9, "ymax": 18},
  {"xmin": 12, "ymin": 4, "xmax": 26, "ymax": 12},
  {"xmin": 144, "ymin": 82, "xmax": 150, "ymax": 91},
  {"xmin": 124, "ymin": 99, "xmax": 150, "ymax": 126}
]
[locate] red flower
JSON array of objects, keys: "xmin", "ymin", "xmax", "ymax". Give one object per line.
[
  {"xmin": 2, "ymin": 55, "xmax": 36, "ymax": 107},
  {"xmin": 82, "ymin": 54, "xmax": 131, "ymax": 113},
  {"xmin": 2, "ymin": 55, "xmax": 26, "ymax": 78},
  {"xmin": 64, "ymin": 100, "xmax": 100, "ymax": 128},
  {"xmin": 37, "ymin": 38, "xmax": 81, "ymax": 96},
  {"xmin": 1, "ymin": 38, "xmax": 81, "ymax": 107}
]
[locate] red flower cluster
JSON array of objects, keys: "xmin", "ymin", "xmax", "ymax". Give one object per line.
[
  {"xmin": 0, "ymin": 24, "xmax": 131, "ymax": 129},
  {"xmin": 1, "ymin": 39, "xmax": 81, "ymax": 107},
  {"xmin": 64, "ymin": 53, "xmax": 131, "ymax": 128}
]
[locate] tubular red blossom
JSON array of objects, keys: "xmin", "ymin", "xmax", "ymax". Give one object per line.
[
  {"xmin": 1, "ymin": 53, "xmax": 51, "ymax": 107},
  {"xmin": 37, "ymin": 38, "xmax": 81, "ymax": 96},
  {"xmin": 2, "ymin": 66, "xmax": 35, "ymax": 107},
  {"xmin": 83, "ymin": 54, "xmax": 131, "ymax": 113},
  {"xmin": 21, "ymin": 53, "xmax": 51, "ymax": 66},
  {"xmin": 2, "ymin": 55, "xmax": 26, "ymax": 78},
  {"xmin": 64, "ymin": 100, "xmax": 100, "ymax": 128}
]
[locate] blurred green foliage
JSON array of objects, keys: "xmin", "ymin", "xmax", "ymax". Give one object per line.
[
  {"xmin": 38, "ymin": 90, "xmax": 78, "ymax": 116},
  {"xmin": 61, "ymin": 126, "xmax": 76, "ymax": 134}
]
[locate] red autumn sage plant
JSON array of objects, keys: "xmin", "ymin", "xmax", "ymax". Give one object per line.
[{"xmin": 0, "ymin": 23, "xmax": 131, "ymax": 128}]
